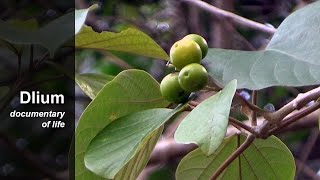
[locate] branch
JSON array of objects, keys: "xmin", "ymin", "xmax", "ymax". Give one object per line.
[
  {"xmin": 263, "ymin": 86, "xmax": 320, "ymax": 124},
  {"xmin": 229, "ymin": 117, "xmax": 258, "ymax": 136},
  {"xmin": 210, "ymin": 134, "xmax": 255, "ymax": 180},
  {"xmin": 296, "ymin": 129, "xmax": 319, "ymax": 178},
  {"xmin": 268, "ymin": 101, "xmax": 320, "ymax": 135},
  {"xmin": 235, "ymin": 92, "xmax": 265, "ymax": 113},
  {"xmin": 251, "ymin": 91, "xmax": 257, "ymax": 126},
  {"xmin": 295, "ymin": 159, "xmax": 320, "ymax": 180},
  {"xmin": 148, "ymin": 139, "xmax": 197, "ymax": 165},
  {"xmin": 180, "ymin": 0, "xmax": 276, "ymax": 34}
]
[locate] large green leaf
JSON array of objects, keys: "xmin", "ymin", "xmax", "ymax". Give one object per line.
[
  {"xmin": 176, "ymin": 135, "xmax": 295, "ymax": 180},
  {"xmin": 75, "ymin": 73, "xmax": 114, "ymax": 99},
  {"xmin": 0, "ymin": 11, "xmax": 74, "ymax": 56},
  {"xmin": 75, "ymin": 69, "xmax": 169, "ymax": 180},
  {"xmin": 85, "ymin": 108, "xmax": 180, "ymax": 179},
  {"xmin": 175, "ymin": 80, "xmax": 237, "ymax": 155},
  {"xmin": 75, "ymin": 26, "xmax": 169, "ymax": 60},
  {"xmin": 204, "ymin": 1, "xmax": 320, "ymax": 90}
]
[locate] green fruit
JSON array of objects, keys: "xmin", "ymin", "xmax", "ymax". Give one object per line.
[
  {"xmin": 183, "ymin": 34, "xmax": 208, "ymax": 59},
  {"xmin": 170, "ymin": 39, "xmax": 202, "ymax": 70},
  {"xmin": 178, "ymin": 63, "xmax": 208, "ymax": 92},
  {"xmin": 160, "ymin": 73, "xmax": 190, "ymax": 103}
]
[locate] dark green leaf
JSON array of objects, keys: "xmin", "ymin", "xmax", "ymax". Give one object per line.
[
  {"xmin": 176, "ymin": 135, "xmax": 295, "ymax": 180},
  {"xmin": 85, "ymin": 108, "xmax": 180, "ymax": 179},
  {"xmin": 75, "ymin": 26, "xmax": 169, "ymax": 61},
  {"xmin": 75, "ymin": 69, "xmax": 169, "ymax": 180},
  {"xmin": 0, "ymin": 11, "xmax": 74, "ymax": 56}
]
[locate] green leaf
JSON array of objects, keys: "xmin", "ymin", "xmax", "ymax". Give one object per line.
[
  {"xmin": 75, "ymin": 69, "xmax": 169, "ymax": 180},
  {"xmin": 0, "ymin": 11, "xmax": 74, "ymax": 56},
  {"xmin": 75, "ymin": 26, "xmax": 169, "ymax": 60},
  {"xmin": 85, "ymin": 108, "xmax": 180, "ymax": 179},
  {"xmin": 75, "ymin": 73, "xmax": 114, "ymax": 99},
  {"xmin": 75, "ymin": 4, "xmax": 99, "ymax": 34},
  {"xmin": 204, "ymin": 1, "xmax": 320, "ymax": 90},
  {"xmin": 114, "ymin": 126, "xmax": 163, "ymax": 180},
  {"xmin": 176, "ymin": 135, "xmax": 295, "ymax": 180},
  {"xmin": 174, "ymin": 80, "xmax": 237, "ymax": 155}
]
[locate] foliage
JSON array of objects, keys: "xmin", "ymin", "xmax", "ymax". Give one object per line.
[
  {"xmin": 74, "ymin": 2, "xmax": 320, "ymax": 180},
  {"xmin": 203, "ymin": 1, "xmax": 320, "ymax": 90},
  {"xmin": 176, "ymin": 135, "xmax": 295, "ymax": 180}
]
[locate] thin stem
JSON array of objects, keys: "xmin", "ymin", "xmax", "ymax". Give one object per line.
[
  {"xmin": 181, "ymin": 0, "xmax": 276, "ymax": 34},
  {"xmin": 263, "ymin": 86, "xmax": 320, "ymax": 124},
  {"xmin": 296, "ymin": 129, "xmax": 319, "ymax": 177},
  {"xmin": 268, "ymin": 101, "xmax": 320, "ymax": 135},
  {"xmin": 251, "ymin": 91, "xmax": 257, "ymax": 126},
  {"xmin": 210, "ymin": 134, "xmax": 255, "ymax": 180},
  {"xmin": 229, "ymin": 117, "xmax": 257, "ymax": 135},
  {"xmin": 189, "ymin": 101, "xmax": 200, "ymax": 107},
  {"xmin": 235, "ymin": 92, "xmax": 265, "ymax": 114},
  {"xmin": 295, "ymin": 159, "xmax": 320, "ymax": 180}
]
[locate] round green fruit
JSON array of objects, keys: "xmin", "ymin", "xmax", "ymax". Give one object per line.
[
  {"xmin": 160, "ymin": 73, "xmax": 190, "ymax": 103},
  {"xmin": 178, "ymin": 63, "xmax": 208, "ymax": 92},
  {"xmin": 170, "ymin": 39, "xmax": 202, "ymax": 70},
  {"xmin": 183, "ymin": 34, "xmax": 208, "ymax": 59}
]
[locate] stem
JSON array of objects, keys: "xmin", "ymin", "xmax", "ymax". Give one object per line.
[
  {"xmin": 189, "ymin": 101, "xmax": 200, "ymax": 107},
  {"xmin": 263, "ymin": 87, "xmax": 320, "ymax": 124},
  {"xmin": 181, "ymin": 0, "xmax": 276, "ymax": 34},
  {"xmin": 296, "ymin": 129, "xmax": 319, "ymax": 177},
  {"xmin": 229, "ymin": 117, "xmax": 257, "ymax": 135},
  {"xmin": 268, "ymin": 101, "xmax": 320, "ymax": 135},
  {"xmin": 251, "ymin": 91, "xmax": 257, "ymax": 126},
  {"xmin": 295, "ymin": 159, "xmax": 320, "ymax": 180},
  {"xmin": 210, "ymin": 134, "xmax": 255, "ymax": 180},
  {"xmin": 235, "ymin": 92, "xmax": 265, "ymax": 113}
]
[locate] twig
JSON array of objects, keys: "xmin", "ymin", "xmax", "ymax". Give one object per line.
[
  {"xmin": 210, "ymin": 134, "xmax": 255, "ymax": 180},
  {"xmin": 296, "ymin": 129, "xmax": 319, "ymax": 178},
  {"xmin": 235, "ymin": 92, "xmax": 265, "ymax": 113},
  {"xmin": 189, "ymin": 101, "xmax": 200, "ymax": 107},
  {"xmin": 148, "ymin": 138, "xmax": 197, "ymax": 166},
  {"xmin": 181, "ymin": 0, "xmax": 276, "ymax": 34},
  {"xmin": 295, "ymin": 159, "xmax": 320, "ymax": 180},
  {"xmin": 229, "ymin": 117, "xmax": 257, "ymax": 136},
  {"xmin": 263, "ymin": 86, "xmax": 320, "ymax": 124},
  {"xmin": 251, "ymin": 91, "xmax": 257, "ymax": 126},
  {"xmin": 268, "ymin": 101, "xmax": 320, "ymax": 135},
  {"xmin": 104, "ymin": 52, "xmax": 134, "ymax": 70}
]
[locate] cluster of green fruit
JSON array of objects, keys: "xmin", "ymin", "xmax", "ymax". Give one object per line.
[{"xmin": 160, "ymin": 34, "xmax": 209, "ymax": 103}]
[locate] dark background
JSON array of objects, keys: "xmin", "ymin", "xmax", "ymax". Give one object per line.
[{"xmin": 0, "ymin": 0, "xmax": 75, "ymax": 179}]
